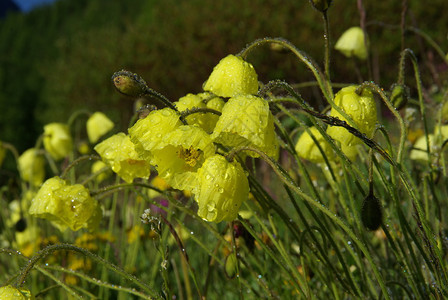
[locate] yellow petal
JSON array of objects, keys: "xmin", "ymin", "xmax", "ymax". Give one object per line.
[
  {"xmin": 87, "ymin": 112, "xmax": 114, "ymax": 144},
  {"xmin": 43, "ymin": 123, "xmax": 73, "ymax": 161}
]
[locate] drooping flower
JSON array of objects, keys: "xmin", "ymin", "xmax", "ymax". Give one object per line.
[
  {"xmin": 0, "ymin": 285, "xmax": 33, "ymax": 299},
  {"xmin": 18, "ymin": 148, "xmax": 45, "ymax": 187},
  {"xmin": 129, "ymin": 108, "xmax": 183, "ymax": 162},
  {"xmin": 212, "ymin": 95, "xmax": 279, "ymax": 159},
  {"xmin": 335, "ymin": 27, "xmax": 368, "ymax": 60},
  {"xmin": 203, "ymin": 54, "xmax": 259, "ymax": 97},
  {"xmin": 94, "ymin": 133, "xmax": 150, "ymax": 183},
  {"xmin": 175, "ymin": 92, "xmax": 224, "ymax": 133},
  {"xmin": 43, "ymin": 123, "xmax": 73, "ymax": 161},
  {"xmin": 29, "ymin": 177, "xmax": 102, "ymax": 231},
  {"xmin": 193, "ymin": 154, "xmax": 249, "ymax": 223},
  {"xmin": 86, "ymin": 112, "xmax": 114, "ymax": 144},
  {"xmin": 150, "ymin": 125, "xmax": 215, "ymax": 191},
  {"xmin": 326, "ymin": 86, "xmax": 377, "ymax": 159},
  {"xmin": 295, "ymin": 126, "xmax": 334, "ymax": 163}
]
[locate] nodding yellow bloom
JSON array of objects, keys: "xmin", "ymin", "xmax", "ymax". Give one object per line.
[
  {"xmin": 43, "ymin": 123, "xmax": 73, "ymax": 161},
  {"xmin": 212, "ymin": 95, "xmax": 279, "ymax": 159},
  {"xmin": 94, "ymin": 133, "xmax": 150, "ymax": 183},
  {"xmin": 175, "ymin": 92, "xmax": 224, "ymax": 133},
  {"xmin": 150, "ymin": 125, "xmax": 215, "ymax": 191},
  {"xmin": 129, "ymin": 107, "xmax": 182, "ymax": 162},
  {"xmin": 335, "ymin": 27, "xmax": 368, "ymax": 60},
  {"xmin": 203, "ymin": 54, "xmax": 259, "ymax": 97},
  {"xmin": 29, "ymin": 177, "xmax": 102, "ymax": 232},
  {"xmin": 193, "ymin": 155, "xmax": 249, "ymax": 223},
  {"xmin": 86, "ymin": 112, "xmax": 114, "ymax": 144},
  {"xmin": 0, "ymin": 285, "xmax": 33, "ymax": 299},
  {"xmin": 295, "ymin": 127, "xmax": 334, "ymax": 163},
  {"xmin": 326, "ymin": 86, "xmax": 377, "ymax": 159},
  {"xmin": 18, "ymin": 148, "xmax": 45, "ymax": 187},
  {"xmin": 91, "ymin": 160, "xmax": 111, "ymax": 183},
  {"xmin": 0, "ymin": 141, "xmax": 6, "ymax": 167}
]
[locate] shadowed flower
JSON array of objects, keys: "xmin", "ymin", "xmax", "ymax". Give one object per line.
[
  {"xmin": 295, "ymin": 127, "xmax": 334, "ymax": 163},
  {"xmin": 203, "ymin": 54, "xmax": 259, "ymax": 97},
  {"xmin": 94, "ymin": 133, "xmax": 150, "ymax": 183},
  {"xmin": 326, "ymin": 86, "xmax": 377, "ymax": 159},
  {"xmin": 335, "ymin": 27, "xmax": 368, "ymax": 60},
  {"xmin": 150, "ymin": 125, "xmax": 215, "ymax": 191},
  {"xmin": 18, "ymin": 148, "xmax": 45, "ymax": 187},
  {"xmin": 29, "ymin": 177, "xmax": 102, "ymax": 232},
  {"xmin": 0, "ymin": 285, "xmax": 33, "ymax": 299},
  {"xmin": 212, "ymin": 95, "xmax": 279, "ymax": 159},
  {"xmin": 129, "ymin": 108, "xmax": 183, "ymax": 162},
  {"xmin": 91, "ymin": 160, "xmax": 111, "ymax": 183},
  {"xmin": 410, "ymin": 134, "xmax": 435, "ymax": 161},
  {"xmin": 193, "ymin": 154, "xmax": 249, "ymax": 223},
  {"xmin": 86, "ymin": 112, "xmax": 114, "ymax": 144},
  {"xmin": 175, "ymin": 92, "xmax": 224, "ymax": 133},
  {"xmin": 43, "ymin": 123, "xmax": 73, "ymax": 161}
]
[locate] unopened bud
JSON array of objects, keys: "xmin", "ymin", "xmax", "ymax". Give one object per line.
[
  {"xmin": 390, "ymin": 84, "xmax": 409, "ymax": 110},
  {"xmin": 361, "ymin": 192, "xmax": 383, "ymax": 231},
  {"xmin": 112, "ymin": 70, "xmax": 148, "ymax": 97},
  {"xmin": 309, "ymin": 0, "xmax": 332, "ymax": 12}
]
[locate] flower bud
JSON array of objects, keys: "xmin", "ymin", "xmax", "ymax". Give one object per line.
[
  {"xmin": 389, "ymin": 84, "xmax": 409, "ymax": 110},
  {"xmin": 43, "ymin": 123, "xmax": 73, "ymax": 161},
  {"xmin": 309, "ymin": 0, "xmax": 332, "ymax": 12},
  {"xmin": 112, "ymin": 70, "xmax": 148, "ymax": 97},
  {"xmin": 86, "ymin": 112, "xmax": 114, "ymax": 144},
  {"xmin": 335, "ymin": 27, "xmax": 368, "ymax": 60},
  {"xmin": 361, "ymin": 192, "xmax": 382, "ymax": 231},
  {"xmin": 225, "ymin": 254, "xmax": 238, "ymax": 279},
  {"xmin": 203, "ymin": 54, "xmax": 258, "ymax": 97}
]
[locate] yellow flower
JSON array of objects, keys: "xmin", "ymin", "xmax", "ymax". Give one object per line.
[
  {"xmin": 212, "ymin": 95, "xmax": 279, "ymax": 159},
  {"xmin": 326, "ymin": 86, "xmax": 377, "ymax": 159},
  {"xmin": 175, "ymin": 92, "xmax": 224, "ymax": 133},
  {"xmin": 295, "ymin": 127, "xmax": 334, "ymax": 163},
  {"xmin": 86, "ymin": 112, "xmax": 114, "ymax": 144},
  {"xmin": 94, "ymin": 133, "xmax": 150, "ymax": 183},
  {"xmin": 203, "ymin": 54, "xmax": 259, "ymax": 97},
  {"xmin": 77, "ymin": 141, "xmax": 90, "ymax": 155},
  {"xmin": 151, "ymin": 125, "xmax": 215, "ymax": 191},
  {"xmin": 148, "ymin": 176, "xmax": 171, "ymax": 198},
  {"xmin": 410, "ymin": 134, "xmax": 435, "ymax": 161},
  {"xmin": 43, "ymin": 123, "xmax": 73, "ymax": 161},
  {"xmin": 193, "ymin": 155, "xmax": 249, "ymax": 223},
  {"xmin": 18, "ymin": 148, "xmax": 45, "ymax": 187},
  {"xmin": 0, "ymin": 286, "xmax": 33, "ymax": 299},
  {"xmin": 129, "ymin": 108, "xmax": 182, "ymax": 162},
  {"xmin": 91, "ymin": 160, "xmax": 111, "ymax": 183},
  {"xmin": 29, "ymin": 177, "xmax": 102, "ymax": 231},
  {"xmin": 335, "ymin": 27, "xmax": 368, "ymax": 60}
]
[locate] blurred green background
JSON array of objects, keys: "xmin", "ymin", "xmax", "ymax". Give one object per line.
[{"xmin": 1, "ymin": 0, "xmax": 447, "ymax": 155}]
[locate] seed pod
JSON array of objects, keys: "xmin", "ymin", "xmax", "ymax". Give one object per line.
[
  {"xmin": 390, "ymin": 84, "xmax": 409, "ymax": 110},
  {"xmin": 112, "ymin": 70, "xmax": 148, "ymax": 97},
  {"xmin": 361, "ymin": 192, "xmax": 383, "ymax": 231}
]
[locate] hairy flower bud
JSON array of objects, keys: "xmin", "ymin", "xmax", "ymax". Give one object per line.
[
  {"xmin": 389, "ymin": 84, "xmax": 409, "ymax": 110},
  {"xmin": 112, "ymin": 70, "xmax": 148, "ymax": 97},
  {"xmin": 361, "ymin": 192, "xmax": 382, "ymax": 231},
  {"xmin": 309, "ymin": 0, "xmax": 332, "ymax": 12}
]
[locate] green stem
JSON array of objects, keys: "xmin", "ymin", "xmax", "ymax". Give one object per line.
[{"xmin": 60, "ymin": 154, "xmax": 100, "ymax": 180}]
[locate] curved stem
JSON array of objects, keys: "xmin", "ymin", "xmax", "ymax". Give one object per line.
[
  {"xmin": 239, "ymin": 37, "xmax": 334, "ymax": 102},
  {"xmin": 60, "ymin": 154, "xmax": 100, "ymax": 180}
]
